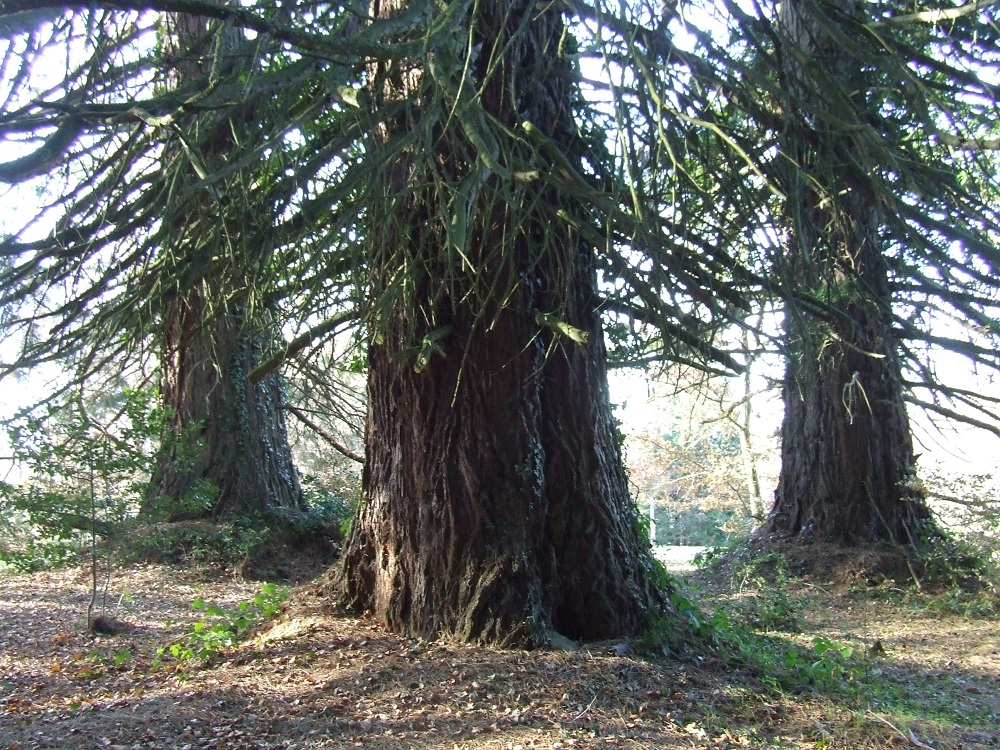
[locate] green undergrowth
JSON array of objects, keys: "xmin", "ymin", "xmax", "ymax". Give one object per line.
[
  {"xmin": 0, "ymin": 389, "xmax": 357, "ymax": 581},
  {"xmin": 663, "ymin": 592, "xmax": 995, "ymax": 737},
  {"xmin": 661, "ymin": 541, "xmax": 1000, "ymax": 739},
  {"xmin": 659, "ymin": 586, "xmax": 866, "ymax": 697},
  {"xmin": 114, "ymin": 479, "xmax": 355, "ymax": 580},
  {"xmin": 120, "ymin": 508, "xmax": 344, "ymax": 581},
  {"xmin": 154, "ymin": 582, "xmax": 288, "ymax": 674}
]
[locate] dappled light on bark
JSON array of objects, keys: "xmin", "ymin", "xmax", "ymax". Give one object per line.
[{"xmin": 337, "ymin": 0, "xmax": 671, "ymax": 645}]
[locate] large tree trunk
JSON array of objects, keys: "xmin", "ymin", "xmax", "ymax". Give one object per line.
[
  {"xmin": 147, "ymin": 288, "xmax": 303, "ymax": 520},
  {"xmin": 767, "ymin": 0, "xmax": 937, "ymax": 545},
  {"xmin": 339, "ymin": 0, "xmax": 668, "ymax": 645},
  {"xmin": 769, "ymin": 207, "xmax": 934, "ymax": 544},
  {"xmin": 144, "ymin": 11, "xmax": 302, "ymax": 520}
]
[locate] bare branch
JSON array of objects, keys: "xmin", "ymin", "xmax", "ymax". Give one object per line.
[{"xmin": 286, "ymin": 404, "xmax": 364, "ymax": 464}]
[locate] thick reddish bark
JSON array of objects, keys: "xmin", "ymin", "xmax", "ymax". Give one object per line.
[
  {"xmin": 339, "ymin": 0, "xmax": 668, "ymax": 645},
  {"xmin": 767, "ymin": 0, "xmax": 937, "ymax": 546},
  {"xmin": 769, "ymin": 232, "xmax": 935, "ymax": 544},
  {"xmin": 146, "ymin": 288, "xmax": 303, "ymax": 520},
  {"xmin": 144, "ymin": 12, "xmax": 302, "ymax": 520}
]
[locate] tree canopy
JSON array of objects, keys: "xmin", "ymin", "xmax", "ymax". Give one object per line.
[{"xmin": 2, "ymin": 0, "xmax": 997, "ymax": 430}]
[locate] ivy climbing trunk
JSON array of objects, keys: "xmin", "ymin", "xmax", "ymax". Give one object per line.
[
  {"xmin": 144, "ymin": 11, "xmax": 302, "ymax": 521},
  {"xmin": 338, "ymin": 0, "xmax": 670, "ymax": 645},
  {"xmin": 767, "ymin": 0, "xmax": 936, "ymax": 545},
  {"xmin": 149, "ymin": 290, "xmax": 303, "ymax": 520}
]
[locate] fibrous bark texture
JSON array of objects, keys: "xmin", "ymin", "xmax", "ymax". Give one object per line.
[
  {"xmin": 144, "ymin": 11, "xmax": 302, "ymax": 520},
  {"xmin": 769, "ymin": 224, "xmax": 934, "ymax": 544},
  {"xmin": 148, "ymin": 292, "xmax": 303, "ymax": 520},
  {"xmin": 339, "ymin": 0, "xmax": 668, "ymax": 645},
  {"xmin": 767, "ymin": 0, "xmax": 936, "ymax": 545}
]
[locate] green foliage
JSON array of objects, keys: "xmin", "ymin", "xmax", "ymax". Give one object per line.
[
  {"xmin": 656, "ymin": 507, "xmax": 753, "ymax": 546},
  {"xmin": 123, "ymin": 495, "xmax": 347, "ymax": 579},
  {"xmin": 869, "ymin": 536, "xmax": 999, "ymax": 619},
  {"xmin": 731, "ymin": 587, "xmax": 804, "ymax": 633},
  {"xmin": 278, "ymin": 477, "xmax": 357, "ymax": 539},
  {"xmin": 793, "ymin": 637, "xmax": 861, "ymax": 686},
  {"xmin": 121, "ymin": 519, "xmax": 269, "ymax": 571},
  {"xmin": 0, "ymin": 389, "xmax": 164, "ymax": 572},
  {"xmin": 676, "ymin": 593, "xmax": 864, "ymax": 696},
  {"xmin": 717, "ymin": 548, "xmax": 806, "ymax": 632},
  {"xmin": 672, "ymin": 551, "xmax": 868, "ymax": 695},
  {"xmin": 655, "ymin": 553, "xmax": 861, "ymax": 694},
  {"xmin": 142, "ymin": 478, "xmax": 220, "ymax": 525},
  {"xmin": 155, "ymin": 583, "xmax": 288, "ymax": 669},
  {"xmin": 0, "ymin": 534, "xmax": 81, "ymax": 574},
  {"xmin": 922, "ymin": 544, "xmax": 999, "ymax": 616},
  {"xmin": 692, "ymin": 542, "xmax": 731, "ymax": 569},
  {"xmin": 113, "ymin": 648, "xmax": 133, "ymax": 667},
  {"xmin": 736, "ymin": 631, "xmax": 865, "ymax": 695},
  {"xmin": 925, "ymin": 584, "xmax": 998, "ymax": 618},
  {"xmin": 139, "ymin": 427, "xmax": 217, "ymax": 522},
  {"xmin": 634, "ymin": 505, "xmax": 652, "ymax": 544},
  {"xmin": 0, "ymin": 395, "xmax": 355, "ymax": 576}
]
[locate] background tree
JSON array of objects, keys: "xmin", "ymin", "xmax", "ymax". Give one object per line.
[
  {"xmin": 575, "ymin": 0, "xmax": 999, "ymax": 548},
  {"xmin": 143, "ymin": 11, "xmax": 303, "ymax": 520},
  {"xmin": 764, "ymin": 0, "xmax": 934, "ymax": 544},
  {"xmin": 0, "ymin": 4, "xmax": 366, "ymax": 523},
  {"xmin": 761, "ymin": 0, "xmax": 1000, "ymax": 545}
]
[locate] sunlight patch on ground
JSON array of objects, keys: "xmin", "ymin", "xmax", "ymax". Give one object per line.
[{"xmin": 653, "ymin": 545, "xmax": 706, "ymax": 573}]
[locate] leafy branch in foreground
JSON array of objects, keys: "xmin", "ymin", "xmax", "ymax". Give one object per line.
[{"xmin": 0, "ymin": 388, "xmax": 164, "ymax": 572}]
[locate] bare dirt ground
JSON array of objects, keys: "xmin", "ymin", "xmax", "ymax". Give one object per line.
[{"xmin": 1, "ymin": 561, "xmax": 998, "ymax": 750}]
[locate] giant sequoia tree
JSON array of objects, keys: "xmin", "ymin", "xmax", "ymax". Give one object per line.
[
  {"xmin": 761, "ymin": 0, "xmax": 1000, "ymax": 545},
  {"xmin": 0, "ymin": 5, "xmax": 350, "ymax": 522},
  {"xmin": 590, "ymin": 0, "xmax": 1000, "ymax": 548},
  {"xmin": 0, "ymin": 3, "xmax": 680, "ymax": 646},
  {"xmin": 766, "ymin": 0, "xmax": 934, "ymax": 544},
  {"xmin": 144, "ymin": 12, "xmax": 302, "ymax": 520},
  {"xmin": 337, "ymin": 0, "xmax": 671, "ymax": 645}
]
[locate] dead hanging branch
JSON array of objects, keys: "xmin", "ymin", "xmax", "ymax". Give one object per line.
[
  {"xmin": 248, "ymin": 309, "xmax": 359, "ymax": 384},
  {"xmin": 285, "ymin": 404, "xmax": 364, "ymax": 464}
]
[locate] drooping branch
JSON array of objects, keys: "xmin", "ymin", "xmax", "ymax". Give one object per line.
[
  {"xmin": 248, "ymin": 308, "xmax": 358, "ymax": 384},
  {"xmin": 286, "ymin": 404, "xmax": 364, "ymax": 464}
]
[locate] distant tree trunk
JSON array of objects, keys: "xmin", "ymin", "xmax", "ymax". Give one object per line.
[
  {"xmin": 144, "ymin": 11, "xmax": 302, "ymax": 521},
  {"xmin": 769, "ymin": 209, "xmax": 934, "ymax": 544},
  {"xmin": 767, "ymin": 0, "xmax": 936, "ymax": 545},
  {"xmin": 339, "ymin": 0, "xmax": 668, "ymax": 645},
  {"xmin": 738, "ymin": 329, "xmax": 764, "ymax": 520},
  {"xmin": 148, "ymin": 288, "xmax": 303, "ymax": 520}
]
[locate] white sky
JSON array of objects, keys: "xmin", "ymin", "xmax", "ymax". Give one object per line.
[{"xmin": 2, "ymin": 1, "xmax": 998, "ymax": 492}]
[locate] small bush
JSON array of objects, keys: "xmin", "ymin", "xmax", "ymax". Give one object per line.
[
  {"xmin": 156, "ymin": 583, "xmax": 288, "ymax": 670},
  {"xmin": 0, "ymin": 389, "xmax": 162, "ymax": 572}
]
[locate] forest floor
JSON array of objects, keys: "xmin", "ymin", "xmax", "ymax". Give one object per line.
[{"xmin": 1, "ymin": 553, "xmax": 998, "ymax": 750}]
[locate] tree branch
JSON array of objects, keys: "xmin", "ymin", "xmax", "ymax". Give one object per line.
[
  {"xmin": 248, "ymin": 309, "xmax": 358, "ymax": 384},
  {"xmin": 874, "ymin": 0, "xmax": 999, "ymax": 26},
  {"xmin": 0, "ymin": 117, "xmax": 84, "ymax": 183},
  {"xmin": 285, "ymin": 404, "xmax": 364, "ymax": 464}
]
